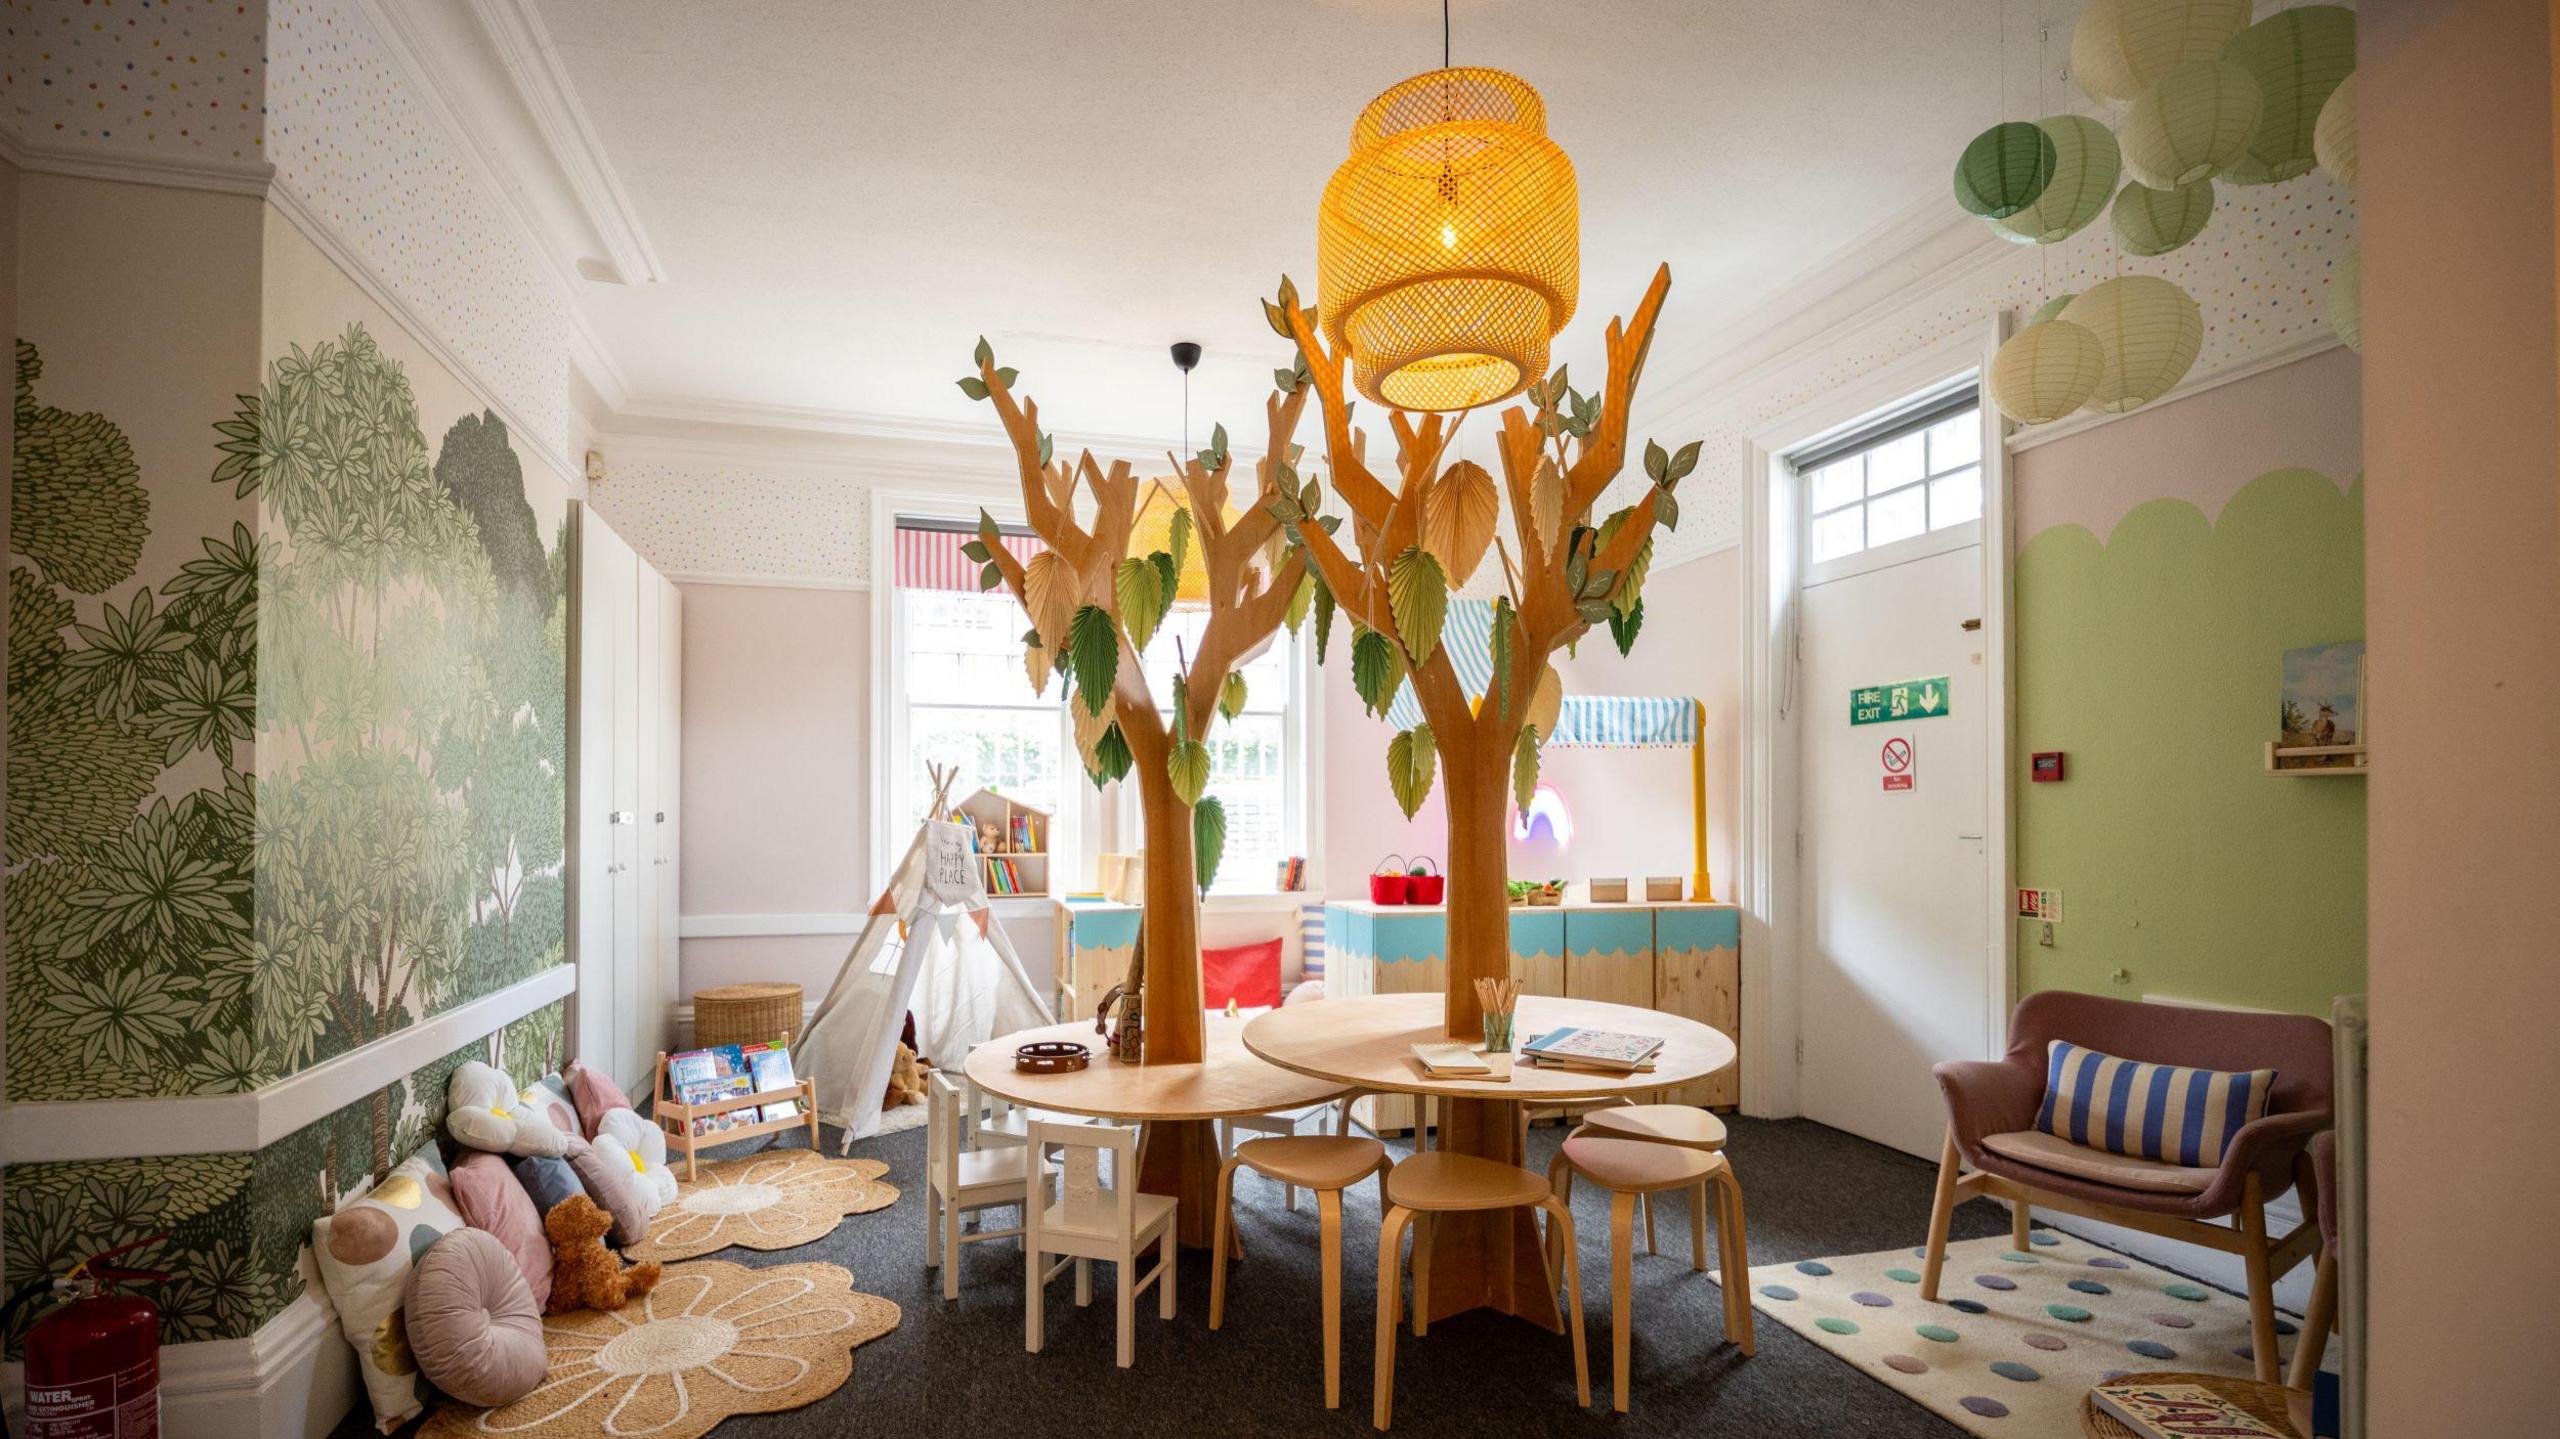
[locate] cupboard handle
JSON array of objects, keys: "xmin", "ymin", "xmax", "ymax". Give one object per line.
[{"xmin": 609, "ymin": 810, "xmax": 635, "ymax": 825}]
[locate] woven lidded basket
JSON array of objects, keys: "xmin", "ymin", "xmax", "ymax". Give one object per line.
[{"xmin": 693, "ymin": 982, "xmax": 804, "ymax": 1050}]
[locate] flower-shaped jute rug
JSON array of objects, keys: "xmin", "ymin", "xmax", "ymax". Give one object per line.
[
  {"xmin": 420, "ymin": 1260, "xmax": 898, "ymax": 1439},
  {"xmin": 627, "ymin": 1149, "xmax": 898, "ymax": 1263}
]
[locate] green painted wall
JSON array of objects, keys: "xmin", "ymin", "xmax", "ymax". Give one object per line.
[{"xmin": 2015, "ymin": 468, "xmax": 2364, "ymax": 1015}]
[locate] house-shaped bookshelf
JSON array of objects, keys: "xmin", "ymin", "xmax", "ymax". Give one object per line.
[{"xmin": 949, "ymin": 788, "xmax": 1052, "ymax": 897}]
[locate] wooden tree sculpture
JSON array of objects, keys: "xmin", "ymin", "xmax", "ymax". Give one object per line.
[
  {"xmin": 1273, "ymin": 264, "xmax": 1700, "ymax": 1322},
  {"xmin": 955, "ymin": 337, "xmax": 1317, "ymax": 1246}
]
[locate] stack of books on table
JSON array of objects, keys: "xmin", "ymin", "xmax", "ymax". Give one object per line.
[
  {"xmin": 1410, "ymin": 1042, "xmax": 1494, "ymax": 1078},
  {"xmin": 1519, "ymin": 1027, "xmax": 1664, "ymax": 1074}
]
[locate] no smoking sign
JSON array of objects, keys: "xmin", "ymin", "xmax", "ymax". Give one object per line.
[{"xmin": 1880, "ymin": 736, "xmax": 1916, "ymax": 793}]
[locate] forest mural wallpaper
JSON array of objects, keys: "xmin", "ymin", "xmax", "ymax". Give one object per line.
[{"xmin": 5, "ymin": 323, "xmax": 570, "ymax": 1346}]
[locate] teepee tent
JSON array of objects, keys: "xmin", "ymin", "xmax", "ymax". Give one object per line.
[{"xmin": 798, "ymin": 815, "xmax": 1053, "ymax": 1148}]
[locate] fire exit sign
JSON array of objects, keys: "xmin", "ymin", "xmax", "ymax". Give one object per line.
[{"xmin": 1851, "ymin": 677, "xmax": 1949, "ymax": 726}]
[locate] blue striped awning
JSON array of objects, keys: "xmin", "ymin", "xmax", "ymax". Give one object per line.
[{"xmin": 1382, "ymin": 599, "xmax": 1698, "ymax": 749}]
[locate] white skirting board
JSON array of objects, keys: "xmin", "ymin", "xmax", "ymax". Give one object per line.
[
  {"xmin": 1, "ymin": 1290, "xmax": 358, "ymax": 1439},
  {"xmin": 2015, "ymin": 1190, "xmax": 2318, "ymax": 1316},
  {"xmin": 672, "ymin": 998, "xmax": 819, "ymax": 1050}
]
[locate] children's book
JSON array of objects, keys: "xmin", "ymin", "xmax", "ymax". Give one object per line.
[
  {"xmin": 2089, "ymin": 1381, "xmax": 2297, "ymax": 1439},
  {"xmin": 743, "ymin": 1040, "xmax": 801, "ymax": 1121},
  {"xmin": 1519, "ymin": 1027, "xmax": 1664, "ymax": 1072},
  {"xmin": 1411, "ymin": 1042, "xmax": 1493, "ymax": 1077}
]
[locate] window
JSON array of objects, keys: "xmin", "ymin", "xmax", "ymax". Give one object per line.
[
  {"xmin": 1800, "ymin": 391, "xmax": 1982, "ymax": 572},
  {"xmin": 899, "ymin": 587, "xmax": 1064, "ymax": 823},
  {"xmin": 1128, "ymin": 610, "xmax": 1302, "ymax": 895}
]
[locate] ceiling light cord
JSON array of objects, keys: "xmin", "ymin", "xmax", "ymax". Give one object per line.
[{"xmin": 1443, "ymin": 0, "xmax": 1451, "ymax": 69}]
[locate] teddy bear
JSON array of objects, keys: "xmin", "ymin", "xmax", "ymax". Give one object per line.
[
  {"xmin": 447, "ymin": 1061, "xmax": 572, "ymax": 1158},
  {"xmin": 543, "ymin": 1195, "xmax": 660, "ymax": 1315},
  {"xmin": 882, "ymin": 1042, "xmax": 927, "ymax": 1109},
  {"xmin": 592, "ymin": 1108, "xmax": 678, "ymax": 1214}
]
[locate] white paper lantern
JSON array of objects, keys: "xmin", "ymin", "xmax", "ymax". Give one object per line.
[
  {"xmin": 2222, "ymin": 5, "xmax": 2357, "ymax": 185},
  {"xmin": 2111, "ymin": 179, "xmax": 2216, "ymax": 256},
  {"xmin": 1990, "ymin": 320, "xmax": 2106, "ymax": 424},
  {"xmin": 2328, "ymin": 245, "xmax": 2361, "ymax": 352},
  {"xmin": 1990, "ymin": 116, "xmax": 2121, "ymax": 245},
  {"xmin": 2120, "ymin": 59, "xmax": 2262, "ymax": 188},
  {"xmin": 2026, "ymin": 293, "xmax": 2078, "ymax": 327},
  {"xmin": 2315, "ymin": 71, "xmax": 2358, "ymax": 189},
  {"xmin": 2064, "ymin": 275, "xmax": 2203, "ymax": 413},
  {"xmin": 2071, "ymin": 0, "xmax": 2253, "ymax": 104}
]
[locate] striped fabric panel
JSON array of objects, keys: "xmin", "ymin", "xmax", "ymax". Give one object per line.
[
  {"xmin": 1298, "ymin": 901, "xmax": 1326, "ymax": 981},
  {"xmin": 890, "ymin": 525, "xmax": 1047, "ymax": 593},
  {"xmin": 1381, "ymin": 599, "xmax": 1698, "ymax": 747},
  {"xmin": 2033, "ymin": 1040, "xmax": 2275, "ymax": 1168}
]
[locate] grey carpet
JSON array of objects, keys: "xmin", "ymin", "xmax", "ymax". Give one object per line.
[{"xmin": 355, "ymin": 1116, "xmax": 2015, "ymax": 1437}]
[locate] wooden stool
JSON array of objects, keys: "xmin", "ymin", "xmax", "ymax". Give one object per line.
[
  {"xmin": 1549, "ymin": 1133, "xmax": 1752, "ymax": 1414},
  {"xmin": 1209, "ymin": 1134, "xmax": 1391, "ymax": 1408},
  {"xmin": 1575, "ymin": 1103, "xmax": 1729, "ymax": 1257},
  {"xmin": 1374, "ymin": 1151, "xmax": 1590, "ymax": 1430}
]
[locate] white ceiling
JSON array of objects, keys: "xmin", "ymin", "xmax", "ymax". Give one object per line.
[{"xmin": 535, "ymin": 0, "xmax": 2038, "ymax": 448}]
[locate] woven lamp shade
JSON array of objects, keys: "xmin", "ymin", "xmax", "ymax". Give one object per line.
[
  {"xmin": 2328, "ymin": 245, "xmax": 2362, "ymax": 353},
  {"xmin": 2112, "ymin": 178, "xmax": 2216, "ymax": 256},
  {"xmin": 1129, "ymin": 485, "xmax": 1232, "ymax": 602},
  {"xmin": 2120, "ymin": 59, "xmax": 2261, "ymax": 189},
  {"xmin": 1989, "ymin": 320, "xmax": 2106, "ymax": 425},
  {"xmin": 2315, "ymin": 71, "xmax": 2358, "ymax": 189},
  {"xmin": 1990, "ymin": 116, "xmax": 2120, "ymax": 245},
  {"xmin": 1953, "ymin": 121, "xmax": 2056, "ymax": 219},
  {"xmin": 1319, "ymin": 66, "xmax": 1578, "ymax": 413},
  {"xmin": 2221, "ymin": 5, "xmax": 2357, "ymax": 186},
  {"xmin": 2070, "ymin": 0, "xmax": 2252, "ymax": 104},
  {"xmin": 2064, "ymin": 275, "xmax": 2203, "ymax": 413}
]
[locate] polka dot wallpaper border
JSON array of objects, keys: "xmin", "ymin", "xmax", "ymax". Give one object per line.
[
  {"xmin": 4, "ymin": 0, "xmax": 266, "ymax": 160},
  {"xmin": 588, "ymin": 458, "xmax": 877, "ymax": 587}
]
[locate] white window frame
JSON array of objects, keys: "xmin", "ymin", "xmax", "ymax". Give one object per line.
[{"xmin": 1798, "ymin": 387, "xmax": 1985, "ymax": 588}]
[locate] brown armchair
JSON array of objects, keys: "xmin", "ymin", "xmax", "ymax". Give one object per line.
[{"xmin": 1921, "ymin": 990, "xmax": 2332, "ymax": 1384}]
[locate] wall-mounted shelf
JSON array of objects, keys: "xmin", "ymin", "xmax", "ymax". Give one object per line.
[{"xmin": 2264, "ymin": 741, "xmax": 2369, "ymax": 776}]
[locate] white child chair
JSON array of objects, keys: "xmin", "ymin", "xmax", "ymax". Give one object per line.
[
  {"xmin": 1023, "ymin": 1118, "xmax": 1177, "ymax": 1369},
  {"xmin": 925, "ymin": 1069, "xmax": 1028, "ymax": 1300},
  {"xmin": 967, "ymin": 1076, "xmax": 1094, "ymax": 1150}
]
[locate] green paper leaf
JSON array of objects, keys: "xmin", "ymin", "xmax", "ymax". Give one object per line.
[
  {"xmin": 1311, "ymin": 576, "xmax": 1337, "ymax": 665},
  {"xmin": 1644, "ymin": 438, "xmax": 1670, "ymax": 483},
  {"xmin": 1094, "ymin": 722, "xmax": 1133, "ymax": 783},
  {"xmin": 1115, "ymin": 558, "xmax": 1163, "ymax": 654},
  {"xmin": 1670, "ymin": 439, "xmax": 1702, "ymax": 480},
  {"xmin": 1514, "ymin": 727, "xmax": 1541, "ymax": 811},
  {"xmin": 994, "ymin": 366, "xmax": 1018, "ymax": 389},
  {"xmin": 1167, "ymin": 739, "xmax": 1211, "ymax": 807},
  {"xmin": 1263, "ymin": 299, "xmax": 1293, "ymax": 338},
  {"xmin": 1219, "ymin": 671, "xmax": 1248, "ymax": 721},
  {"xmin": 1193, "ymin": 795, "xmax": 1227, "ymax": 895},
  {"xmin": 1283, "ymin": 571, "xmax": 1315, "ymax": 634},
  {"xmin": 1149, "ymin": 551, "xmax": 1178, "ymax": 627},
  {"xmin": 1654, "ymin": 489, "xmax": 1681, "ymax": 531},
  {"xmin": 1490, "ymin": 595, "xmax": 1515, "ymax": 725},
  {"xmin": 1607, "ymin": 597, "xmax": 1645, "ymax": 656},
  {"xmin": 1167, "ymin": 505, "xmax": 1192, "ymax": 578},
  {"xmin": 1387, "ymin": 724, "xmax": 1438, "ymax": 820},
  {"xmin": 1614, "ymin": 538, "xmax": 1653, "ymax": 618},
  {"xmin": 1352, "ymin": 628, "xmax": 1406, "ymax": 717},
  {"xmin": 974, "ymin": 335, "xmax": 994, "ymax": 368},
  {"xmin": 1067, "ymin": 604, "xmax": 1119, "ymax": 716},
  {"xmin": 1387, "ymin": 547, "xmax": 1447, "ymax": 665},
  {"xmin": 979, "ymin": 510, "xmax": 1001, "ymax": 547},
  {"xmin": 959, "ymin": 539, "xmax": 991, "ymax": 564},
  {"xmin": 1038, "ymin": 431, "xmax": 1055, "ymax": 466},
  {"xmin": 978, "ymin": 561, "xmax": 1003, "ymax": 591},
  {"xmin": 957, "ymin": 376, "xmax": 990, "ymax": 401}
]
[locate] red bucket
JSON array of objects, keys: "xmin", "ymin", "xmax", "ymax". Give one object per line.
[
  {"xmin": 1369, "ymin": 856, "xmax": 1412, "ymax": 905},
  {"xmin": 1407, "ymin": 856, "xmax": 1444, "ymax": 905}
]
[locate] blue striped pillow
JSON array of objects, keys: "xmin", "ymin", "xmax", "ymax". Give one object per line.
[{"xmin": 2034, "ymin": 1041, "xmax": 2275, "ymax": 1168}]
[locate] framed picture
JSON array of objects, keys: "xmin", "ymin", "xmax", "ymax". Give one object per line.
[{"xmin": 2278, "ymin": 641, "xmax": 2366, "ymax": 769}]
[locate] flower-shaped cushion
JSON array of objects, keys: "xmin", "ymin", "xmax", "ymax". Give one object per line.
[
  {"xmin": 593, "ymin": 1109, "xmax": 678, "ymax": 1214},
  {"xmin": 445, "ymin": 1060, "xmax": 571, "ymax": 1159}
]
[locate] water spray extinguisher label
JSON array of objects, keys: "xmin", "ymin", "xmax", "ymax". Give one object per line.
[{"xmin": 27, "ymin": 1355, "xmax": 157, "ymax": 1439}]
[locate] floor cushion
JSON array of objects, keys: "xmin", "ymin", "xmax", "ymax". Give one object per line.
[
  {"xmin": 1202, "ymin": 937, "xmax": 1283, "ymax": 1010},
  {"xmin": 312, "ymin": 1143, "xmax": 468, "ymax": 1432},
  {"xmin": 404, "ymin": 1228, "xmax": 547, "ymax": 1409},
  {"xmin": 449, "ymin": 1151, "xmax": 552, "ymax": 1310},
  {"xmin": 567, "ymin": 1060, "xmax": 636, "ymax": 1141},
  {"xmin": 446, "ymin": 1060, "xmax": 572, "ymax": 1159},
  {"xmin": 508, "ymin": 1153, "xmax": 586, "ymax": 1219},
  {"xmin": 519, "ymin": 1073, "xmax": 583, "ymax": 1142},
  {"xmin": 593, "ymin": 1108, "xmax": 678, "ymax": 1213},
  {"xmin": 566, "ymin": 1140, "xmax": 652, "ymax": 1246},
  {"xmin": 1982, "ymin": 1129, "xmax": 2218, "ymax": 1194}
]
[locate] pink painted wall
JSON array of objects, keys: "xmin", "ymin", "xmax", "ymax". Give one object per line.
[
  {"xmin": 1320, "ymin": 547, "xmax": 1743, "ymax": 902},
  {"xmin": 2361, "ymin": 0, "xmax": 2560, "ymax": 1429},
  {"xmin": 2012, "ymin": 346, "xmax": 2363, "ymax": 544}
]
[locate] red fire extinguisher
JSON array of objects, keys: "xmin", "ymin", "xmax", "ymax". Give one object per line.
[{"xmin": 2, "ymin": 1235, "xmax": 168, "ymax": 1439}]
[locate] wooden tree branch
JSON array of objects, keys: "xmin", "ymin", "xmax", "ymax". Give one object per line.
[{"xmin": 1564, "ymin": 262, "xmax": 1673, "ymax": 516}]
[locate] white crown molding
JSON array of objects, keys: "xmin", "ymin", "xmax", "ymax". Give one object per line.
[
  {"xmin": 0, "ymin": 126, "xmax": 275, "ymax": 197},
  {"xmin": 462, "ymin": 0, "xmax": 666, "ymax": 287},
  {"xmin": 664, "ymin": 571, "xmax": 872, "ymax": 592},
  {"xmin": 2003, "ymin": 330, "xmax": 2347, "ymax": 453},
  {"xmin": 0, "ymin": 964, "xmax": 573, "ymax": 1164}
]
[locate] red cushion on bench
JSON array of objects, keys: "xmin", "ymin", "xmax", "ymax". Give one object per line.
[{"xmin": 1202, "ymin": 938, "xmax": 1283, "ymax": 1010}]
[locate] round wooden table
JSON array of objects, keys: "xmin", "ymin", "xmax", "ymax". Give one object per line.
[
  {"xmin": 1244, "ymin": 993, "xmax": 1736, "ymax": 1330},
  {"xmin": 964, "ymin": 1012, "xmax": 1350, "ymax": 1251}
]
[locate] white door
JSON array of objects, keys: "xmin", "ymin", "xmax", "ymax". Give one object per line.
[
  {"xmin": 1795, "ymin": 412, "xmax": 1994, "ymax": 1159},
  {"xmin": 573, "ymin": 508, "xmax": 636, "ymax": 1078},
  {"xmin": 649, "ymin": 577, "xmax": 682, "ymax": 1076}
]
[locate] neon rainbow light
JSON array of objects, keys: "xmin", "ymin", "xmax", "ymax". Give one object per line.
[{"xmin": 1511, "ymin": 781, "xmax": 1574, "ymax": 847}]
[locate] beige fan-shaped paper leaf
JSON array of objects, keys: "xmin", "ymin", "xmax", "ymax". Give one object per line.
[
  {"xmin": 1423, "ymin": 460, "xmax": 1501, "ymax": 587},
  {"xmin": 1531, "ymin": 457, "xmax": 1565, "ymax": 554},
  {"xmin": 1073, "ymin": 692, "xmax": 1115, "ymax": 766},
  {"xmin": 1025, "ymin": 642, "xmax": 1053, "ymax": 695},
  {"xmin": 1167, "ymin": 740, "xmax": 1211, "ymax": 807},
  {"xmin": 1524, "ymin": 667, "xmax": 1563, "ymax": 742},
  {"xmin": 1023, "ymin": 551, "xmax": 1073, "ymax": 647}
]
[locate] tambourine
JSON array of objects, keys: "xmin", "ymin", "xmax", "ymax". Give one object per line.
[{"xmin": 1014, "ymin": 1041, "xmax": 1091, "ymax": 1074}]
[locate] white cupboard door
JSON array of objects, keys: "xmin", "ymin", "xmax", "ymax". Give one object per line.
[
  {"xmin": 653, "ymin": 576, "xmax": 682, "ymax": 1064},
  {"xmin": 574, "ymin": 509, "xmax": 636, "ymax": 1077}
]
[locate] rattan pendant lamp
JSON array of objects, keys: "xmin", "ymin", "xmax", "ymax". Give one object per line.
[{"xmin": 1318, "ymin": 1, "xmax": 1578, "ymax": 412}]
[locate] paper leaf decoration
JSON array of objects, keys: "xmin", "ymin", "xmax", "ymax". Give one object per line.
[
  {"xmin": 1283, "ymin": 572, "xmax": 1314, "ymax": 633},
  {"xmin": 1166, "ymin": 739, "xmax": 1211, "ymax": 807},
  {"xmin": 1607, "ymin": 597, "xmax": 1645, "ymax": 656},
  {"xmin": 1024, "ymin": 638, "xmax": 1053, "ymax": 695},
  {"xmin": 1423, "ymin": 460, "xmax": 1501, "ymax": 587},
  {"xmin": 1311, "ymin": 576, "xmax": 1337, "ymax": 665},
  {"xmin": 1489, "ymin": 595, "xmax": 1515, "ymax": 724},
  {"xmin": 1513, "ymin": 726, "xmax": 1541, "ymax": 811},
  {"xmin": 1531, "ymin": 457, "xmax": 1564, "ymax": 553},
  {"xmin": 1192, "ymin": 795, "xmax": 1226, "ymax": 895},
  {"xmin": 1067, "ymin": 604, "xmax": 1119, "ymax": 716},
  {"xmin": 1387, "ymin": 723, "xmax": 1437, "ymax": 820},
  {"xmin": 1092, "ymin": 723, "xmax": 1133, "ymax": 786},
  {"xmin": 1114, "ymin": 558, "xmax": 1164, "ymax": 654},
  {"xmin": 1072, "ymin": 696, "xmax": 1114, "ymax": 768},
  {"xmin": 1352, "ymin": 628, "xmax": 1407, "ymax": 717},
  {"xmin": 1218, "ymin": 672, "xmax": 1248, "ymax": 721},
  {"xmin": 1387, "ymin": 547, "xmax": 1448, "ymax": 665},
  {"xmin": 1524, "ymin": 667, "xmax": 1563, "ymax": 742},
  {"xmin": 1166, "ymin": 504, "xmax": 1192, "ymax": 578},
  {"xmin": 1023, "ymin": 551, "xmax": 1072, "ymax": 648}
]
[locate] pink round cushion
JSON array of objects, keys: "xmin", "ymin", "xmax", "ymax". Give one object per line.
[
  {"xmin": 565, "ymin": 1140, "xmax": 651, "ymax": 1247},
  {"xmin": 448, "ymin": 1151, "xmax": 552, "ymax": 1310},
  {"xmin": 404, "ymin": 1228, "xmax": 546, "ymax": 1408},
  {"xmin": 567, "ymin": 1061, "xmax": 635, "ymax": 1141}
]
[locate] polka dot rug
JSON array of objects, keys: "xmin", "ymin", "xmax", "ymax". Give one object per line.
[{"xmin": 1718, "ymin": 1232, "xmax": 2331, "ymax": 1436}]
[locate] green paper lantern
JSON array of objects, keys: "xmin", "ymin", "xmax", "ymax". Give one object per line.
[
  {"xmin": 1954, "ymin": 121, "xmax": 2058, "ymax": 219},
  {"xmin": 2070, "ymin": 0, "xmax": 2253, "ymax": 104},
  {"xmin": 1989, "ymin": 116, "xmax": 2121, "ymax": 245},
  {"xmin": 1989, "ymin": 320, "xmax": 2106, "ymax": 424},
  {"xmin": 2120, "ymin": 59, "xmax": 2261, "ymax": 189},
  {"xmin": 2222, "ymin": 5, "xmax": 2357, "ymax": 186},
  {"xmin": 2064, "ymin": 275, "xmax": 2203, "ymax": 413},
  {"xmin": 2315, "ymin": 71, "xmax": 2358, "ymax": 189},
  {"xmin": 2111, "ymin": 179, "xmax": 2216, "ymax": 256},
  {"xmin": 2328, "ymin": 245, "xmax": 2361, "ymax": 353},
  {"xmin": 2026, "ymin": 293, "xmax": 2078, "ymax": 327}
]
